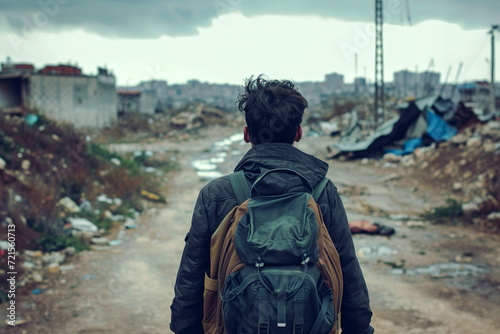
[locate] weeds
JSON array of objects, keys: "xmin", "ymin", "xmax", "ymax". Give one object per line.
[
  {"xmin": 36, "ymin": 235, "xmax": 90, "ymax": 252},
  {"xmin": 421, "ymin": 198, "xmax": 462, "ymax": 222}
]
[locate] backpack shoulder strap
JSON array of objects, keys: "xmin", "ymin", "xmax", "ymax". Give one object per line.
[
  {"xmin": 229, "ymin": 171, "xmax": 251, "ymax": 205},
  {"xmin": 312, "ymin": 177, "xmax": 329, "ymax": 202}
]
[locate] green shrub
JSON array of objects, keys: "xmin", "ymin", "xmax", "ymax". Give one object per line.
[{"xmin": 36, "ymin": 235, "xmax": 90, "ymax": 252}]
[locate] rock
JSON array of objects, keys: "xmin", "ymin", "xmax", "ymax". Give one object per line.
[
  {"xmin": 495, "ymin": 141, "xmax": 500, "ymax": 156},
  {"xmin": 124, "ymin": 218, "xmax": 138, "ymax": 229},
  {"xmin": 0, "ymin": 156, "xmax": 6, "ymax": 170},
  {"xmin": 360, "ymin": 158, "xmax": 370, "ymax": 165},
  {"xmin": 68, "ymin": 217, "xmax": 98, "ymax": 234},
  {"xmin": 32, "ymin": 272, "xmax": 43, "ymax": 282},
  {"xmin": 62, "ymin": 247, "xmax": 76, "ymax": 257},
  {"xmin": 383, "ymin": 153, "xmax": 400, "ymax": 163},
  {"xmin": 47, "ymin": 263, "xmax": 60, "ymax": 274},
  {"xmin": 451, "ymin": 134, "xmax": 468, "ymax": 145},
  {"xmin": 462, "ymin": 202, "xmax": 480, "ymax": 218},
  {"xmin": 42, "ymin": 252, "xmax": 65, "ymax": 265},
  {"xmin": 103, "ymin": 210, "xmax": 113, "ymax": 219},
  {"xmin": 21, "ymin": 159, "xmax": 31, "ymax": 170},
  {"xmin": 108, "ymin": 240, "xmax": 123, "ymax": 246},
  {"xmin": 484, "ymin": 141, "xmax": 495, "ymax": 152},
  {"xmin": 58, "ymin": 197, "xmax": 80, "ymax": 213},
  {"xmin": 487, "ymin": 212, "xmax": 500, "ymax": 220},
  {"xmin": 52, "ymin": 134, "xmax": 60, "ymax": 141},
  {"xmin": 78, "ymin": 199, "xmax": 92, "ymax": 212},
  {"xmin": 110, "ymin": 158, "xmax": 121, "ymax": 166},
  {"xmin": 22, "ymin": 262, "xmax": 37, "ymax": 269},
  {"xmin": 452, "ymin": 182, "xmax": 462, "ymax": 191},
  {"xmin": 60, "ymin": 264, "xmax": 76, "ymax": 272},
  {"xmin": 466, "ymin": 137, "xmax": 481, "ymax": 147},
  {"xmin": 91, "ymin": 237, "xmax": 109, "ymax": 245}
]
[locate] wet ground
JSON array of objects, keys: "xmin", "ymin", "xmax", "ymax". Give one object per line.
[{"xmin": 4, "ymin": 125, "xmax": 500, "ymax": 333}]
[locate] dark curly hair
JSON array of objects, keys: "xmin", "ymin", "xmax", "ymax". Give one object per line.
[{"xmin": 237, "ymin": 74, "xmax": 308, "ymax": 144}]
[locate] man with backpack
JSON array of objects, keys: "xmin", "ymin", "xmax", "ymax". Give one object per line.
[{"xmin": 170, "ymin": 75, "xmax": 374, "ymax": 334}]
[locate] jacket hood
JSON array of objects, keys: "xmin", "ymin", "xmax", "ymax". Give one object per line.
[{"xmin": 234, "ymin": 143, "xmax": 329, "ymax": 194}]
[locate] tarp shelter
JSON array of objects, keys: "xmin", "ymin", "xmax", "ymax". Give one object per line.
[{"xmin": 332, "ymin": 95, "xmax": 460, "ymax": 157}]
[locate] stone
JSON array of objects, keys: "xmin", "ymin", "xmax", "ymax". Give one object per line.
[
  {"xmin": 58, "ymin": 197, "xmax": 80, "ymax": 213},
  {"xmin": 0, "ymin": 156, "xmax": 6, "ymax": 170},
  {"xmin": 124, "ymin": 218, "xmax": 138, "ymax": 229},
  {"xmin": 47, "ymin": 263, "xmax": 60, "ymax": 274},
  {"xmin": 110, "ymin": 158, "xmax": 121, "ymax": 166},
  {"xmin": 21, "ymin": 159, "xmax": 30, "ymax": 170},
  {"xmin": 42, "ymin": 252, "xmax": 65, "ymax": 265},
  {"xmin": 52, "ymin": 134, "xmax": 60, "ymax": 141},
  {"xmin": 452, "ymin": 182, "xmax": 462, "ymax": 191},
  {"xmin": 466, "ymin": 137, "xmax": 481, "ymax": 147},
  {"xmin": 91, "ymin": 237, "xmax": 109, "ymax": 245},
  {"xmin": 383, "ymin": 153, "xmax": 400, "ymax": 163},
  {"xmin": 60, "ymin": 264, "xmax": 76, "ymax": 272},
  {"xmin": 360, "ymin": 158, "xmax": 369, "ymax": 165},
  {"xmin": 63, "ymin": 247, "xmax": 76, "ymax": 257},
  {"xmin": 487, "ymin": 212, "xmax": 500, "ymax": 220},
  {"xmin": 462, "ymin": 202, "xmax": 479, "ymax": 218},
  {"xmin": 32, "ymin": 272, "xmax": 43, "ymax": 282}
]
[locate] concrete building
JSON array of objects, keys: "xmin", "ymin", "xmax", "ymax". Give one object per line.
[
  {"xmin": 0, "ymin": 60, "xmax": 117, "ymax": 129},
  {"xmin": 324, "ymin": 72, "xmax": 344, "ymax": 91},
  {"xmin": 117, "ymin": 89, "xmax": 156, "ymax": 115}
]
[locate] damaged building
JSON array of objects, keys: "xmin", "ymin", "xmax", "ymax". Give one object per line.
[{"xmin": 0, "ymin": 59, "xmax": 117, "ymax": 128}]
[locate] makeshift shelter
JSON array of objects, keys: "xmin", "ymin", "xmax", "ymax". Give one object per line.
[{"xmin": 331, "ymin": 95, "xmax": 462, "ymax": 158}]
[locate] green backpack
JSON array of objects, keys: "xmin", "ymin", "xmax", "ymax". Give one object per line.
[{"xmin": 216, "ymin": 168, "xmax": 342, "ymax": 334}]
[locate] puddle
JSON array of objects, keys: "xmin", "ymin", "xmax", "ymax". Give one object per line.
[
  {"xmin": 191, "ymin": 132, "xmax": 246, "ymax": 180},
  {"xmin": 392, "ymin": 262, "xmax": 485, "ymax": 277},
  {"xmin": 357, "ymin": 245, "xmax": 397, "ymax": 258}
]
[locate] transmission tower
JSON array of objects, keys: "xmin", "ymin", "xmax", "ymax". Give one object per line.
[{"xmin": 374, "ymin": 0, "xmax": 384, "ymax": 127}]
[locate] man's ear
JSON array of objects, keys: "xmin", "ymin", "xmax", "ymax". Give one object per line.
[
  {"xmin": 294, "ymin": 125, "xmax": 302, "ymax": 143},
  {"xmin": 244, "ymin": 126, "xmax": 251, "ymax": 143}
]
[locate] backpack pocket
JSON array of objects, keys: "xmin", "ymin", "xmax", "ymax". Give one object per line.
[
  {"xmin": 222, "ymin": 265, "xmax": 335, "ymax": 334},
  {"xmin": 202, "ymin": 272, "xmax": 223, "ymax": 334}
]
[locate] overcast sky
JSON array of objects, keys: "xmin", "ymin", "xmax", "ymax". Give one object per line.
[{"xmin": 0, "ymin": 0, "xmax": 498, "ymax": 86}]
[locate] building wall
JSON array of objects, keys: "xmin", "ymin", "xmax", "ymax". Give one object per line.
[
  {"xmin": 139, "ymin": 90, "xmax": 156, "ymax": 114},
  {"xmin": 26, "ymin": 74, "xmax": 117, "ymax": 128}
]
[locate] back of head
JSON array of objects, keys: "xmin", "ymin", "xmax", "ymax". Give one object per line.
[{"xmin": 237, "ymin": 75, "xmax": 308, "ymax": 145}]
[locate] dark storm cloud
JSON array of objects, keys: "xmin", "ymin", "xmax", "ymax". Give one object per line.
[{"xmin": 0, "ymin": 0, "xmax": 498, "ymax": 38}]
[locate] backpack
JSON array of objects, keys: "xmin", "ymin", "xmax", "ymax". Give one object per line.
[{"xmin": 202, "ymin": 168, "xmax": 343, "ymax": 334}]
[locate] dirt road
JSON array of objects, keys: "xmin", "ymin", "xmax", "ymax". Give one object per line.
[{"xmin": 5, "ymin": 125, "xmax": 500, "ymax": 333}]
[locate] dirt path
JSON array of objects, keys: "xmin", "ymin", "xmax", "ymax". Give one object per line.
[{"xmin": 5, "ymin": 126, "xmax": 500, "ymax": 333}]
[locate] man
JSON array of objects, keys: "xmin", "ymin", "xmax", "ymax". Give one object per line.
[{"xmin": 170, "ymin": 75, "xmax": 374, "ymax": 334}]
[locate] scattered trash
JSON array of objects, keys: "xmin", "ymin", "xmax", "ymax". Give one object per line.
[
  {"xmin": 67, "ymin": 217, "xmax": 98, "ymax": 233},
  {"xmin": 108, "ymin": 240, "xmax": 123, "ymax": 246},
  {"xmin": 110, "ymin": 157, "xmax": 121, "ymax": 166},
  {"xmin": 0, "ymin": 156, "xmax": 6, "ymax": 170},
  {"xmin": 42, "ymin": 252, "xmax": 65, "ymax": 265},
  {"xmin": 47, "ymin": 263, "xmax": 60, "ymax": 274},
  {"xmin": 60, "ymin": 264, "xmax": 76, "ymax": 272},
  {"xmin": 81, "ymin": 274, "xmax": 95, "ymax": 281},
  {"xmin": 25, "ymin": 114, "xmax": 39, "ymax": 126},
  {"xmin": 140, "ymin": 189, "xmax": 166, "ymax": 203},
  {"xmin": 32, "ymin": 288, "xmax": 45, "ymax": 295},
  {"xmin": 124, "ymin": 218, "xmax": 138, "ymax": 229},
  {"xmin": 58, "ymin": 197, "xmax": 81, "ymax": 213},
  {"xmin": 21, "ymin": 262, "xmax": 36, "ymax": 269},
  {"xmin": 91, "ymin": 237, "xmax": 109, "ymax": 245},
  {"xmin": 32, "ymin": 272, "xmax": 43, "ymax": 282}
]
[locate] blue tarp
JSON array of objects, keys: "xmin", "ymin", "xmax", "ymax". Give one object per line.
[{"xmin": 426, "ymin": 108, "xmax": 457, "ymax": 141}]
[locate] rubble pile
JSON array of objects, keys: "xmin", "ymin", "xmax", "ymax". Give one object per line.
[{"xmin": 0, "ymin": 113, "xmax": 166, "ymax": 251}]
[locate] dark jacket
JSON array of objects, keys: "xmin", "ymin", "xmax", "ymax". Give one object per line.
[{"xmin": 170, "ymin": 143, "xmax": 374, "ymax": 334}]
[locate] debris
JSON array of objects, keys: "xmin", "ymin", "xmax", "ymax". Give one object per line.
[
  {"xmin": 32, "ymin": 272, "xmax": 43, "ymax": 282},
  {"xmin": 67, "ymin": 217, "xmax": 98, "ymax": 234},
  {"xmin": 62, "ymin": 247, "xmax": 76, "ymax": 257},
  {"xmin": 78, "ymin": 199, "xmax": 92, "ymax": 212},
  {"xmin": 97, "ymin": 193, "xmax": 113, "ymax": 204},
  {"xmin": 58, "ymin": 197, "xmax": 81, "ymax": 213},
  {"xmin": 25, "ymin": 114, "xmax": 38, "ymax": 126},
  {"xmin": 140, "ymin": 189, "xmax": 166, "ymax": 203},
  {"xmin": 108, "ymin": 240, "xmax": 123, "ymax": 246},
  {"xmin": 383, "ymin": 153, "xmax": 400, "ymax": 163},
  {"xmin": 42, "ymin": 252, "xmax": 65, "ymax": 265},
  {"xmin": 60, "ymin": 264, "xmax": 76, "ymax": 272},
  {"xmin": 487, "ymin": 212, "xmax": 500, "ymax": 220},
  {"xmin": 110, "ymin": 157, "xmax": 121, "ymax": 166},
  {"xmin": 47, "ymin": 263, "xmax": 60, "ymax": 274},
  {"xmin": 21, "ymin": 159, "xmax": 31, "ymax": 170},
  {"xmin": 124, "ymin": 218, "xmax": 138, "ymax": 229},
  {"xmin": 32, "ymin": 288, "xmax": 45, "ymax": 295},
  {"xmin": 0, "ymin": 156, "xmax": 6, "ymax": 170},
  {"xmin": 81, "ymin": 274, "xmax": 95, "ymax": 281},
  {"xmin": 452, "ymin": 182, "xmax": 463, "ymax": 191},
  {"xmin": 21, "ymin": 262, "xmax": 37, "ymax": 269},
  {"xmin": 91, "ymin": 237, "xmax": 109, "ymax": 245}
]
